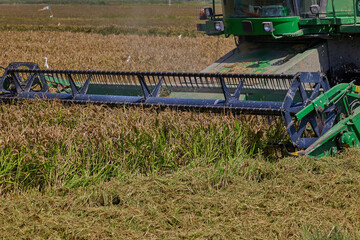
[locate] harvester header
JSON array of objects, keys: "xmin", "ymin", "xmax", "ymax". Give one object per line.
[
  {"xmin": 3, "ymin": 0, "xmax": 360, "ymax": 158},
  {"xmin": 1, "ymin": 62, "xmax": 359, "ymax": 158}
]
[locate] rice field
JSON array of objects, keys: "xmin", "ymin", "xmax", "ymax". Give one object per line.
[
  {"xmin": 0, "ymin": 3, "xmax": 359, "ymax": 240},
  {"xmin": 0, "ymin": 31, "xmax": 234, "ymax": 72},
  {"xmin": 0, "ymin": 4, "xmax": 215, "ymax": 37}
]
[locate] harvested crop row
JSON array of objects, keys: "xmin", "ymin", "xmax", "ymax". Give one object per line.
[{"xmin": 0, "ymin": 100, "xmax": 283, "ymax": 191}]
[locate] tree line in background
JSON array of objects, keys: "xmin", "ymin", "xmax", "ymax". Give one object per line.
[{"xmin": 0, "ymin": 0, "xmax": 219, "ymax": 4}]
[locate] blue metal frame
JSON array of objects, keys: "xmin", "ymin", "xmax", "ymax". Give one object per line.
[
  {"xmin": 282, "ymin": 72, "xmax": 332, "ymax": 148},
  {"xmin": 0, "ymin": 62, "xmax": 334, "ymax": 150}
]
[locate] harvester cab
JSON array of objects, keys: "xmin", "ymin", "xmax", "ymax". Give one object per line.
[
  {"xmin": 198, "ymin": 0, "xmax": 298, "ymax": 36},
  {"xmin": 198, "ymin": 0, "xmax": 358, "ymax": 38}
]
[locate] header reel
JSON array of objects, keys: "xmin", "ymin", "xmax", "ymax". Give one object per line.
[{"xmin": 0, "ymin": 62, "xmax": 344, "ymax": 157}]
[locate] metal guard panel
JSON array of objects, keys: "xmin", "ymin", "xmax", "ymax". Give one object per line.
[
  {"xmin": 0, "ymin": 68, "xmax": 297, "ymax": 115},
  {"xmin": 5, "ymin": 68, "xmax": 295, "ymax": 93}
]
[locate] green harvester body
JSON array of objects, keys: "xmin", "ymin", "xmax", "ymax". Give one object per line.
[
  {"xmin": 200, "ymin": 0, "xmax": 360, "ymax": 37},
  {"xmin": 196, "ymin": 0, "xmax": 360, "ymax": 157},
  {"xmin": 295, "ymin": 83, "xmax": 360, "ymax": 157},
  {"xmin": 198, "ymin": 0, "xmax": 360, "ymax": 79}
]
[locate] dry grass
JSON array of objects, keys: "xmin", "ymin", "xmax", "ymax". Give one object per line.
[
  {"xmin": 0, "ymin": 152, "xmax": 359, "ymax": 239},
  {"xmin": 0, "ymin": 4, "xmax": 214, "ymax": 36},
  {"xmin": 0, "ymin": 100, "xmax": 282, "ymax": 190},
  {"xmin": 0, "ymin": 100, "xmax": 358, "ymax": 239}
]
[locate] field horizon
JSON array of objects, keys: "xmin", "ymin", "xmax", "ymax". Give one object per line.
[{"xmin": 0, "ymin": 0, "xmax": 216, "ymax": 4}]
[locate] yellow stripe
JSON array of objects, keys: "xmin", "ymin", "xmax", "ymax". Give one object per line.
[{"xmin": 355, "ymin": 86, "xmax": 360, "ymax": 93}]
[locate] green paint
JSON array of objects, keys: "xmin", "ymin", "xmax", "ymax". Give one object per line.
[
  {"xmin": 204, "ymin": 42, "xmax": 313, "ymax": 75},
  {"xmin": 224, "ymin": 17, "xmax": 300, "ymax": 36},
  {"xmin": 199, "ymin": 0, "xmax": 360, "ymax": 37},
  {"xmin": 44, "ymin": 76, "xmax": 81, "ymax": 93},
  {"xmin": 296, "ymin": 83, "xmax": 360, "ymax": 158},
  {"xmin": 339, "ymin": 24, "xmax": 360, "ymax": 33},
  {"xmin": 326, "ymin": 0, "xmax": 357, "ymax": 18}
]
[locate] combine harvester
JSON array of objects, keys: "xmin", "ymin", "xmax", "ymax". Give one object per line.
[{"xmin": 1, "ymin": 0, "xmax": 360, "ymax": 157}]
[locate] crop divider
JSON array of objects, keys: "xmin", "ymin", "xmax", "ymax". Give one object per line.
[
  {"xmin": 68, "ymin": 73, "xmax": 92, "ymax": 97},
  {"xmin": 137, "ymin": 74, "xmax": 164, "ymax": 101}
]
